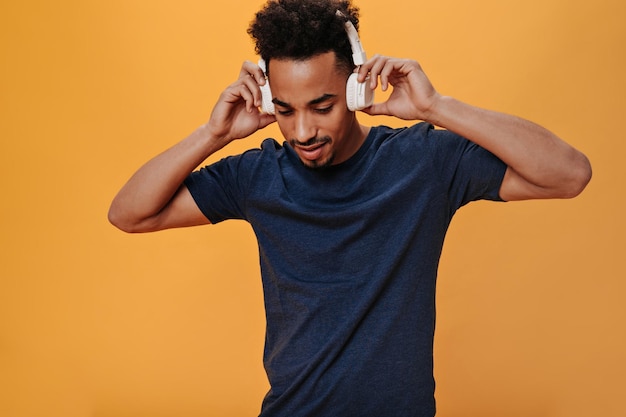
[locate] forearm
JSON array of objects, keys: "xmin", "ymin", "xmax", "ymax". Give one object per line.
[
  {"xmin": 425, "ymin": 95, "xmax": 592, "ymax": 199},
  {"xmin": 108, "ymin": 124, "xmax": 225, "ymax": 229}
]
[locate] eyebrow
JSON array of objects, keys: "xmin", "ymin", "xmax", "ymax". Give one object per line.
[{"xmin": 272, "ymin": 93, "xmax": 337, "ymax": 108}]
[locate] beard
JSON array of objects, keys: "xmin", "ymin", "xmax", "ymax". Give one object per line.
[
  {"xmin": 289, "ymin": 136, "xmax": 334, "ymax": 170},
  {"xmin": 303, "ymin": 154, "xmax": 335, "ymax": 170}
]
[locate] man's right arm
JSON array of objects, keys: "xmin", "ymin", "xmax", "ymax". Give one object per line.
[
  {"xmin": 108, "ymin": 126, "xmax": 221, "ymax": 232},
  {"xmin": 108, "ymin": 61, "xmax": 276, "ymax": 233}
]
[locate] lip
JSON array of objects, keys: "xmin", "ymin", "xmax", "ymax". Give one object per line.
[{"xmin": 294, "ymin": 141, "xmax": 328, "ymax": 161}]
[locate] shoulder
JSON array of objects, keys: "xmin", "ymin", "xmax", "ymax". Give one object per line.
[
  {"xmin": 371, "ymin": 122, "xmax": 461, "ymax": 149},
  {"xmin": 238, "ymin": 138, "xmax": 286, "ymax": 163},
  {"xmin": 370, "ymin": 122, "xmax": 433, "ymax": 141},
  {"xmin": 214, "ymin": 138, "xmax": 284, "ymax": 171},
  {"xmin": 370, "ymin": 122, "xmax": 462, "ymax": 157},
  {"xmin": 380, "ymin": 123, "xmax": 480, "ymax": 155}
]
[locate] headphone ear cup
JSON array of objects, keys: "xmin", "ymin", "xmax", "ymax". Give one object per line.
[
  {"xmin": 346, "ymin": 73, "xmax": 374, "ymax": 111},
  {"xmin": 259, "ymin": 81, "xmax": 275, "ymax": 115},
  {"xmin": 346, "ymin": 73, "xmax": 360, "ymax": 111}
]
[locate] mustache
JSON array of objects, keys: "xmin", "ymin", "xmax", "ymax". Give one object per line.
[{"xmin": 290, "ymin": 136, "xmax": 331, "ymax": 148}]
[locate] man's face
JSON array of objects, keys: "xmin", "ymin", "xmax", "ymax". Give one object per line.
[{"xmin": 269, "ymin": 52, "xmax": 364, "ymax": 169}]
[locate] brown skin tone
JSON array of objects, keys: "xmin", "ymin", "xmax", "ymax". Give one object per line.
[
  {"xmin": 356, "ymin": 55, "xmax": 592, "ymax": 201},
  {"xmin": 108, "ymin": 51, "xmax": 591, "ymax": 233},
  {"xmin": 269, "ymin": 53, "xmax": 369, "ymax": 169}
]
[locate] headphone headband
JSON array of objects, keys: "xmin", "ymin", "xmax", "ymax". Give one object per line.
[
  {"xmin": 257, "ymin": 10, "xmax": 373, "ymax": 114},
  {"xmin": 335, "ymin": 10, "xmax": 367, "ymax": 66}
]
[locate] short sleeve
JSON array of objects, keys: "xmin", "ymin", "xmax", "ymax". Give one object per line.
[
  {"xmin": 183, "ymin": 155, "xmax": 249, "ymax": 224},
  {"xmin": 429, "ymin": 128, "xmax": 508, "ymax": 211}
]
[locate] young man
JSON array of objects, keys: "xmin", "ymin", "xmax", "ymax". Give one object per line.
[{"xmin": 108, "ymin": 0, "xmax": 591, "ymax": 415}]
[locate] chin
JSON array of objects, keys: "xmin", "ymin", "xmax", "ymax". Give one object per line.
[{"xmin": 301, "ymin": 154, "xmax": 335, "ymax": 170}]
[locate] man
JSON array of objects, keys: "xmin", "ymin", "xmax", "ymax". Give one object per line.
[{"xmin": 108, "ymin": 0, "xmax": 591, "ymax": 415}]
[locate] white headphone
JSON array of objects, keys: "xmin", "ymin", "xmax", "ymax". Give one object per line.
[{"xmin": 258, "ymin": 11, "xmax": 374, "ymax": 115}]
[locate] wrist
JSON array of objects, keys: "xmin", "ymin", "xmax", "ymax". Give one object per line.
[
  {"xmin": 195, "ymin": 123, "xmax": 233, "ymax": 154},
  {"xmin": 422, "ymin": 93, "xmax": 450, "ymax": 127}
]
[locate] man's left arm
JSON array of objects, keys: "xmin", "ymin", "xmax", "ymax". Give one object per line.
[
  {"xmin": 422, "ymin": 96, "xmax": 591, "ymax": 201},
  {"xmin": 360, "ymin": 56, "xmax": 592, "ymax": 201}
]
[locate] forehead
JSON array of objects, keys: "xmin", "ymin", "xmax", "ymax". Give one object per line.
[{"xmin": 269, "ymin": 52, "xmax": 347, "ymax": 104}]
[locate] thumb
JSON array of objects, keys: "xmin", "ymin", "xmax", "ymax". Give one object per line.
[
  {"xmin": 258, "ymin": 113, "xmax": 277, "ymax": 129},
  {"xmin": 361, "ymin": 102, "xmax": 391, "ymax": 117}
]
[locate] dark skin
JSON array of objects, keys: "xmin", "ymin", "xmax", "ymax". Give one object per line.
[{"xmin": 109, "ymin": 52, "xmax": 591, "ymax": 233}]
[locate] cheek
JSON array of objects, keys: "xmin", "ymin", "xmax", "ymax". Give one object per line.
[
  {"xmin": 329, "ymin": 110, "xmax": 352, "ymax": 135},
  {"xmin": 275, "ymin": 119, "xmax": 293, "ymax": 139}
]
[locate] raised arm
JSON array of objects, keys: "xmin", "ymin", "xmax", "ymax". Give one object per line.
[
  {"xmin": 108, "ymin": 61, "xmax": 276, "ymax": 233},
  {"xmin": 360, "ymin": 56, "xmax": 592, "ymax": 201}
]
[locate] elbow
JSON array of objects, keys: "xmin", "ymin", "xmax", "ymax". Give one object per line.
[
  {"xmin": 107, "ymin": 203, "xmax": 146, "ymax": 233},
  {"xmin": 107, "ymin": 205, "xmax": 133, "ymax": 233},
  {"xmin": 560, "ymin": 152, "xmax": 592, "ymax": 199}
]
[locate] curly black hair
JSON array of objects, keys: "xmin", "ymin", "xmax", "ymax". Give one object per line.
[{"xmin": 247, "ymin": 0, "xmax": 360, "ymax": 76}]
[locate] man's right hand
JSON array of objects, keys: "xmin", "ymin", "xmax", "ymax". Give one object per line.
[
  {"xmin": 205, "ymin": 60, "xmax": 276, "ymax": 145},
  {"xmin": 108, "ymin": 61, "xmax": 276, "ymax": 233}
]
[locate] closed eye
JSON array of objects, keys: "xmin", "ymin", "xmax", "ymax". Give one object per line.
[{"xmin": 315, "ymin": 106, "xmax": 333, "ymax": 114}]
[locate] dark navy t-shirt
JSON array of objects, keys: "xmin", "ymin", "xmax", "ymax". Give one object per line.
[{"xmin": 184, "ymin": 123, "xmax": 507, "ymax": 417}]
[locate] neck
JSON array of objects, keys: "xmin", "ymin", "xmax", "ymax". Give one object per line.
[{"xmin": 335, "ymin": 118, "xmax": 370, "ymax": 165}]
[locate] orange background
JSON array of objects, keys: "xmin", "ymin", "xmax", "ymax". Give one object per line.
[{"xmin": 1, "ymin": 0, "xmax": 624, "ymax": 416}]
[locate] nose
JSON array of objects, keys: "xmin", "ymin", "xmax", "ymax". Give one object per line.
[{"xmin": 293, "ymin": 113, "xmax": 316, "ymax": 144}]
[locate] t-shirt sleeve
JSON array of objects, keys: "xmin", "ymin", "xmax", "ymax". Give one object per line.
[
  {"xmin": 183, "ymin": 154, "xmax": 248, "ymax": 224},
  {"xmin": 428, "ymin": 127, "xmax": 508, "ymax": 210}
]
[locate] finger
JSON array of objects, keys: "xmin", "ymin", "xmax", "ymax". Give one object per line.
[
  {"xmin": 228, "ymin": 81, "xmax": 256, "ymax": 113},
  {"xmin": 357, "ymin": 54, "xmax": 383, "ymax": 85},
  {"xmin": 378, "ymin": 59, "xmax": 402, "ymax": 92},
  {"xmin": 239, "ymin": 75, "xmax": 265, "ymax": 109},
  {"xmin": 367, "ymin": 56, "xmax": 391, "ymax": 90},
  {"xmin": 239, "ymin": 60, "xmax": 267, "ymax": 85},
  {"xmin": 233, "ymin": 72, "xmax": 267, "ymax": 110}
]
